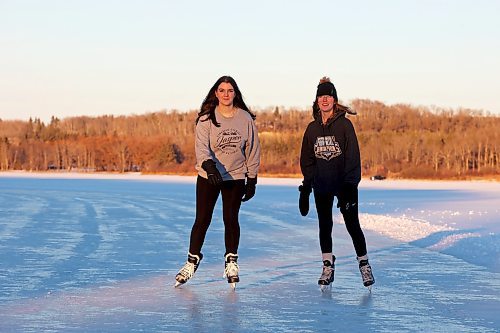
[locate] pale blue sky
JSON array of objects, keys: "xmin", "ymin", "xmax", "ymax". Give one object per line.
[{"xmin": 1, "ymin": 0, "xmax": 499, "ymax": 122}]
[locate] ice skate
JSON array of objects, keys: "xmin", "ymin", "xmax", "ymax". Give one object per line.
[
  {"xmin": 174, "ymin": 252, "xmax": 202, "ymax": 287},
  {"xmin": 223, "ymin": 253, "xmax": 239, "ymax": 290},
  {"xmin": 318, "ymin": 258, "xmax": 335, "ymax": 292},
  {"xmin": 357, "ymin": 255, "xmax": 375, "ymax": 291}
]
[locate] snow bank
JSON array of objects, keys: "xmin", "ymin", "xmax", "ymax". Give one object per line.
[
  {"xmin": 358, "ymin": 213, "xmax": 453, "ymax": 243},
  {"xmin": 2, "ymin": 171, "xmax": 499, "ymax": 191}
]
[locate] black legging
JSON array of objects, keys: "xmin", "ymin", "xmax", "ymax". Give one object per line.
[
  {"xmin": 189, "ymin": 175, "xmax": 245, "ymax": 256},
  {"xmin": 313, "ymin": 190, "xmax": 367, "ymax": 257}
]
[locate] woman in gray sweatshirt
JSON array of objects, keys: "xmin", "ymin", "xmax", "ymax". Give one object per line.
[{"xmin": 175, "ymin": 76, "xmax": 261, "ymax": 289}]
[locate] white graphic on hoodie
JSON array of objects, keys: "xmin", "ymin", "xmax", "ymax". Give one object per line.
[{"xmin": 314, "ymin": 136, "xmax": 342, "ymax": 161}]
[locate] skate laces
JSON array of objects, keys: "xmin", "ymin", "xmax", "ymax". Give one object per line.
[
  {"xmin": 320, "ymin": 264, "xmax": 334, "ymax": 280},
  {"xmin": 224, "ymin": 261, "xmax": 239, "ymax": 278},
  {"xmin": 359, "ymin": 262, "xmax": 373, "ymax": 282},
  {"xmin": 178, "ymin": 261, "xmax": 195, "ymax": 280}
]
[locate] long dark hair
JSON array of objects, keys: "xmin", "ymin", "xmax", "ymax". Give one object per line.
[{"xmin": 196, "ymin": 75, "xmax": 255, "ymax": 126}]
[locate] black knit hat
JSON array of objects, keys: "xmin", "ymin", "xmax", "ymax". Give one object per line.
[{"xmin": 316, "ymin": 77, "xmax": 337, "ymax": 101}]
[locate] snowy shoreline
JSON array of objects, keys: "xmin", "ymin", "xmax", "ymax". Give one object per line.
[{"xmin": 1, "ymin": 170, "xmax": 499, "ymax": 191}]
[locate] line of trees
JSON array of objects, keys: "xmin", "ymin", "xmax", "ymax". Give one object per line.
[{"xmin": 0, "ymin": 99, "xmax": 498, "ymax": 179}]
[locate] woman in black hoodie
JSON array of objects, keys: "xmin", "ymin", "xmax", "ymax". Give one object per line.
[{"xmin": 299, "ymin": 77, "xmax": 374, "ymax": 290}]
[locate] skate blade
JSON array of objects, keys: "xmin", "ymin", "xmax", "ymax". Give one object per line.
[
  {"xmin": 319, "ymin": 284, "xmax": 331, "ymax": 292},
  {"xmin": 174, "ymin": 281, "xmax": 183, "ymax": 288},
  {"xmin": 230, "ymin": 282, "xmax": 237, "ymax": 290},
  {"xmin": 366, "ymin": 285, "xmax": 372, "ymax": 293}
]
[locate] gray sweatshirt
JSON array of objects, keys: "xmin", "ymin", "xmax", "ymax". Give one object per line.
[{"xmin": 196, "ymin": 108, "xmax": 261, "ymax": 181}]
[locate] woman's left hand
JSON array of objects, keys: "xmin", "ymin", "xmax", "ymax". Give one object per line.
[{"xmin": 241, "ymin": 177, "xmax": 257, "ymax": 202}]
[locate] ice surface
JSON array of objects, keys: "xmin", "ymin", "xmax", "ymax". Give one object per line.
[{"xmin": 0, "ymin": 173, "xmax": 499, "ymax": 332}]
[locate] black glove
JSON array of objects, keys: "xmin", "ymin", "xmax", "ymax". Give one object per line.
[
  {"xmin": 298, "ymin": 184, "xmax": 312, "ymax": 216},
  {"xmin": 201, "ymin": 159, "xmax": 223, "ymax": 186},
  {"xmin": 241, "ymin": 177, "xmax": 257, "ymax": 202},
  {"xmin": 337, "ymin": 183, "xmax": 358, "ymax": 212}
]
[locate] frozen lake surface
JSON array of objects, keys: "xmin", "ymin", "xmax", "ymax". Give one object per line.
[{"xmin": 0, "ymin": 173, "xmax": 499, "ymax": 332}]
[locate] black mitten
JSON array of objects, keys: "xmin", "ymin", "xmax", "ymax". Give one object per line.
[
  {"xmin": 241, "ymin": 177, "xmax": 257, "ymax": 202},
  {"xmin": 337, "ymin": 183, "xmax": 358, "ymax": 211},
  {"xmin": 201, "ymin": 159, "xmax": 223, "ymax": 186},
  {"xmin": 298, "ymin": 184, "xmax": 312, "ymax": 216}
]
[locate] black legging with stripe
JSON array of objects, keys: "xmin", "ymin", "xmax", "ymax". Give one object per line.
[
  {"xmin": 314, "ymin": 189, "xmax": 367, "ymax": 257},
  {"xmin": 189, "ymin": 175, "xmax": 245, "ymax": 256}
]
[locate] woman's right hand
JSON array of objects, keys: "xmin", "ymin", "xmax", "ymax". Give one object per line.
[
  {"xmin": 201, "ymin": 159, "xmax": 223, "ymax": 186},
  {"xmin": 298, "ymin": 184, "xmax": 312, "ymax": 216}
]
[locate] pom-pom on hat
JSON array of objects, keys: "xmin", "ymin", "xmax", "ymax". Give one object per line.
[{"xmin": 316, "ymin": 76, "xmax": 337, "ymax": 101}]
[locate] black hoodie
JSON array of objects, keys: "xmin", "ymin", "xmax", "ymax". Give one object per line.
[{"xmin": 300, "ymin": 110, "xmax": 361, "ymax": 195}]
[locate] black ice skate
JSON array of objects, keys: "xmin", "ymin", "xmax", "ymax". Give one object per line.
[
  {"xmin": 357, "ymin": 255, "xmax": 375, "ymax": 290},
  {"xmin": 174, "ymin": 252, "xmax": 203, "ymax": 287},
  {"xmin": 223, "ymin": 253, "xmax": 239, "ymax": 289},
  {"xmin": 318, "ymin": 257, "xmax": 335, "ymax": 291}
]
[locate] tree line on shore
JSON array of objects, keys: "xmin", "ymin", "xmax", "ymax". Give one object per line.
[{"xmin": 0, "ymin": 99, "xmax": 498, "ymax": 179}]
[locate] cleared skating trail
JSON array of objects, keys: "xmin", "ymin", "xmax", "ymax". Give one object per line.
[{"xmin": 0, "ymin": 176, "xmax": 499, "ymax": 332}]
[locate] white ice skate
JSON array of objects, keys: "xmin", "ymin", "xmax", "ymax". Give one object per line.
[
  {"xmin": 357, "ymin": 255, "xmax": 375, "ymax": 291},
  {"xmin": 223, "ymin": 253, "xmax": 239, "ymax": 290},
  {"xmin": 174, "ymin": 252, "xmax": 202, "ymax": 288},
  {"xmin": 318, "ymin": 259, "xmax": 335, "ymax": 292}
]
